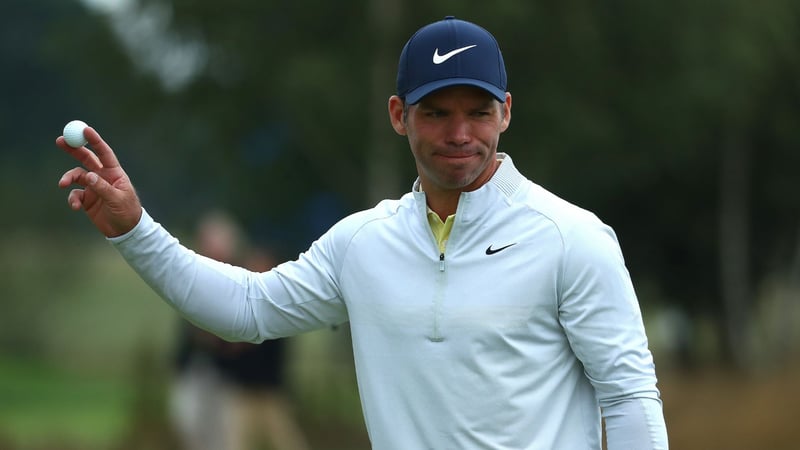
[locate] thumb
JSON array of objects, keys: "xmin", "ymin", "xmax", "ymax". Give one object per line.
[{"xmin": 84, "ymin": 171, "xmax": 115, "ymax": 199}]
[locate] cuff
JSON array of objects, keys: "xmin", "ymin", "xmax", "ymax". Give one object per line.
[{"xmin": 107, "ymin": 208, "xmax": 154, "ymax": 245}]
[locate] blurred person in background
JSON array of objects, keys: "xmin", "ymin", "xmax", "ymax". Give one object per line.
[
  {"xmin": 171, "ymin": 211, "xmax": 309, "ymax": 450},
  {"xmin": 56, "ymin": 16, "xmax": 667, "ymax": 449}
]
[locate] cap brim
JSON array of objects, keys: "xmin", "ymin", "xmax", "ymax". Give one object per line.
[{"xmin": 405, "ymin": 78, "xmax": 506, "ymax": 105}]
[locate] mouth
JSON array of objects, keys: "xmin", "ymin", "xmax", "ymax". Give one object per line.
[{"xmin": 435, "ymin": 150, "xmax": 479, "ymax": 160}]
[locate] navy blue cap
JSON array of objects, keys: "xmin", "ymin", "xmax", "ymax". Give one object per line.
[{"xmin": 396, "ymin": 16, "xmax": 507, "ymax": 105}]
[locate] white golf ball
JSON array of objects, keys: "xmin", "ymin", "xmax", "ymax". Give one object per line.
[{"xmin": 63, "ymin": 120, "xmax": 88, "ymax": 148}]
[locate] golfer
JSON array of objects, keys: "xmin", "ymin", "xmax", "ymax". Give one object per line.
[{"xmin": 57, "ymin": 16, "xmax": 668, "ymax": 450}]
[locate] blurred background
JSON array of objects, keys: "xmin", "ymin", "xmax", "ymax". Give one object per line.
[{"xmin": 2, "ymin": 0, "xmax": 799, "ymax": 448}]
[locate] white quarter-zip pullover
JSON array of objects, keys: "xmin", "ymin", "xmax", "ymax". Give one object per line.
[{"xmin": 110, "ymin": 153, "xmax": 667, "ymax": 449}]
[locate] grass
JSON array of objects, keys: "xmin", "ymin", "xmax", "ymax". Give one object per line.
[
  {"xmin": 0, "ymin": 356, "xmax": 133, "ymax": 449},
  {"xmin": 0, "ymin": 234, "xmax": 369, "ymax": 449}
]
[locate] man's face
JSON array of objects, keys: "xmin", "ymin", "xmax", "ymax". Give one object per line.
[{"xmin": 389, "ymin": 85, "xmax": 511, "ymax": 194}]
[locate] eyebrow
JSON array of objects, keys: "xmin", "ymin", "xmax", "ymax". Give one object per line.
[
  {"xmin": 473, "ymin": 99, "xmax": 498, "ymax": 110},
  {"xmin": 417, "ymin": 98, "xmax": 497, "ymax": 111}
]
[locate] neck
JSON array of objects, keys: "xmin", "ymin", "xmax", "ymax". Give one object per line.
[{"xmin": 426, "ymin": 193, "xmax": 460, "ymax": 221}]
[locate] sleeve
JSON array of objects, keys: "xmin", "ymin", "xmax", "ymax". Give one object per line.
[
  {"xmin": 604, "ymin": 397, "xmax": 669, "ymax": 449},
  {"xmin": 557, "ymin": 219, "xmax": 668, "ymax": 449},
  {"xmin": 108, "ymin": 209, "xmax": 349, "ymax": 343}
]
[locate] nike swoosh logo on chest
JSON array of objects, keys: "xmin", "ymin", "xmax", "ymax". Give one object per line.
[{"xmin": 485, "ymin": 243, "xmax": 517, "ymax": 255}]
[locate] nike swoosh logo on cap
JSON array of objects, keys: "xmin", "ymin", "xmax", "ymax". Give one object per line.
[{"xmin": 432, "ymin": 45, "xmax": 477, "ymax": 64}]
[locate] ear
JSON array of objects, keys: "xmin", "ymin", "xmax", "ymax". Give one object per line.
[
  {"xmin": 499, "ymin": 92, "xmax": 512, "ymax": 133},
  {"xmin": 388, "ymin": 95, "xmax": 407, "ymax": 135}
]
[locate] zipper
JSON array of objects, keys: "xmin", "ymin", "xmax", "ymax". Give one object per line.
[{"xmin": 430, "ymin": 251, "xmax": 446, "ymax": 342}]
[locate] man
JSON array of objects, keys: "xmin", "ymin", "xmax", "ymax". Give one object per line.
[
  {"xmin": 170, "ymin": 211, "xmax": 310, "ymax": 450},
  {"xmin": 57, "ymin": 16, "xmax": 668, "ymax": 449}
]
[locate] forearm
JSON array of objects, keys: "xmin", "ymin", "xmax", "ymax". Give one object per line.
[
  {"xmin": 603, "ymin": 396, "xmax": 668, "ymax": 449},
  {"xmin": 108, "ymin": 209, "xmax": 262, "ymax": 342}
]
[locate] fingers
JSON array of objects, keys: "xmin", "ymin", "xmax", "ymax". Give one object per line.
[
  {"xmin": 56, "ymin": 126, "xmax": 120, "ymax": 172},
  {"xmin": 60, "ymin": 167, "xmax": 97, "ymax": 210},
  {"xmin": 84, "ymin": 127, "xmax": 122, "ymax": 170},
  {"xmin": 67, "ymin": 188, "xmax": 84, "ymax": 210},
  {"xmin": 58, "ymin": 166, "xmax": 88, "ymax": 189},
  {"xmin": 59, "ymin": 166, "xmax": 110, "ymax": 197},
  {"xmin": 56, "ymin": 136, "xmax": 103, "ymax": 172}
]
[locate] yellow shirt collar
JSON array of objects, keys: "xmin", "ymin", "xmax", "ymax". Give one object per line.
[{"xmin": 427, "ymin": 208, "xmax": 455, "ymax": 253}]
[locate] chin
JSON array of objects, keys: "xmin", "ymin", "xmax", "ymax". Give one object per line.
[{"xmin": 443, "ymin": 175, "xmax": 480, "ymax": 191}]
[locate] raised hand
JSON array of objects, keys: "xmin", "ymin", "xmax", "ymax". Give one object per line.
[{"xmin": 56, "ymin": 126, "xmax": 143, "ymax": 237}]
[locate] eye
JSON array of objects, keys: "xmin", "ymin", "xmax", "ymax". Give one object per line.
[{"xmin": 425, "ymin": 110, "xmax": 447, "ymax": 118}]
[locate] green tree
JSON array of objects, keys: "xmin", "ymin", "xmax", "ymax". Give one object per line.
[{"xmin": 16, "ymin": 0, "xmax": 800, "ymax": 368}]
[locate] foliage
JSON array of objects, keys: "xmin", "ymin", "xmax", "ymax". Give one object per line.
[{"xmin": 4, "ymin": 0, "xmax": 800, "ymax": 366}]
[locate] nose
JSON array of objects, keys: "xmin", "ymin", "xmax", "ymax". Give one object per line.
[{"xmin": 445, "ymin": 117, "xmax": 471, "ymax": 146}]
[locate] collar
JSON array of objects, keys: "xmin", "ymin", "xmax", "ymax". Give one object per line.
[{"xmin": 411, "ymin": 153, "xmax": 524, "ymax": 224}]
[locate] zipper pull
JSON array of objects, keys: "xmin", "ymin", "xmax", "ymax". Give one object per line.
[{"xmin": 439, "ymin": 253, "xmax": 445, "ymax": 272}]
